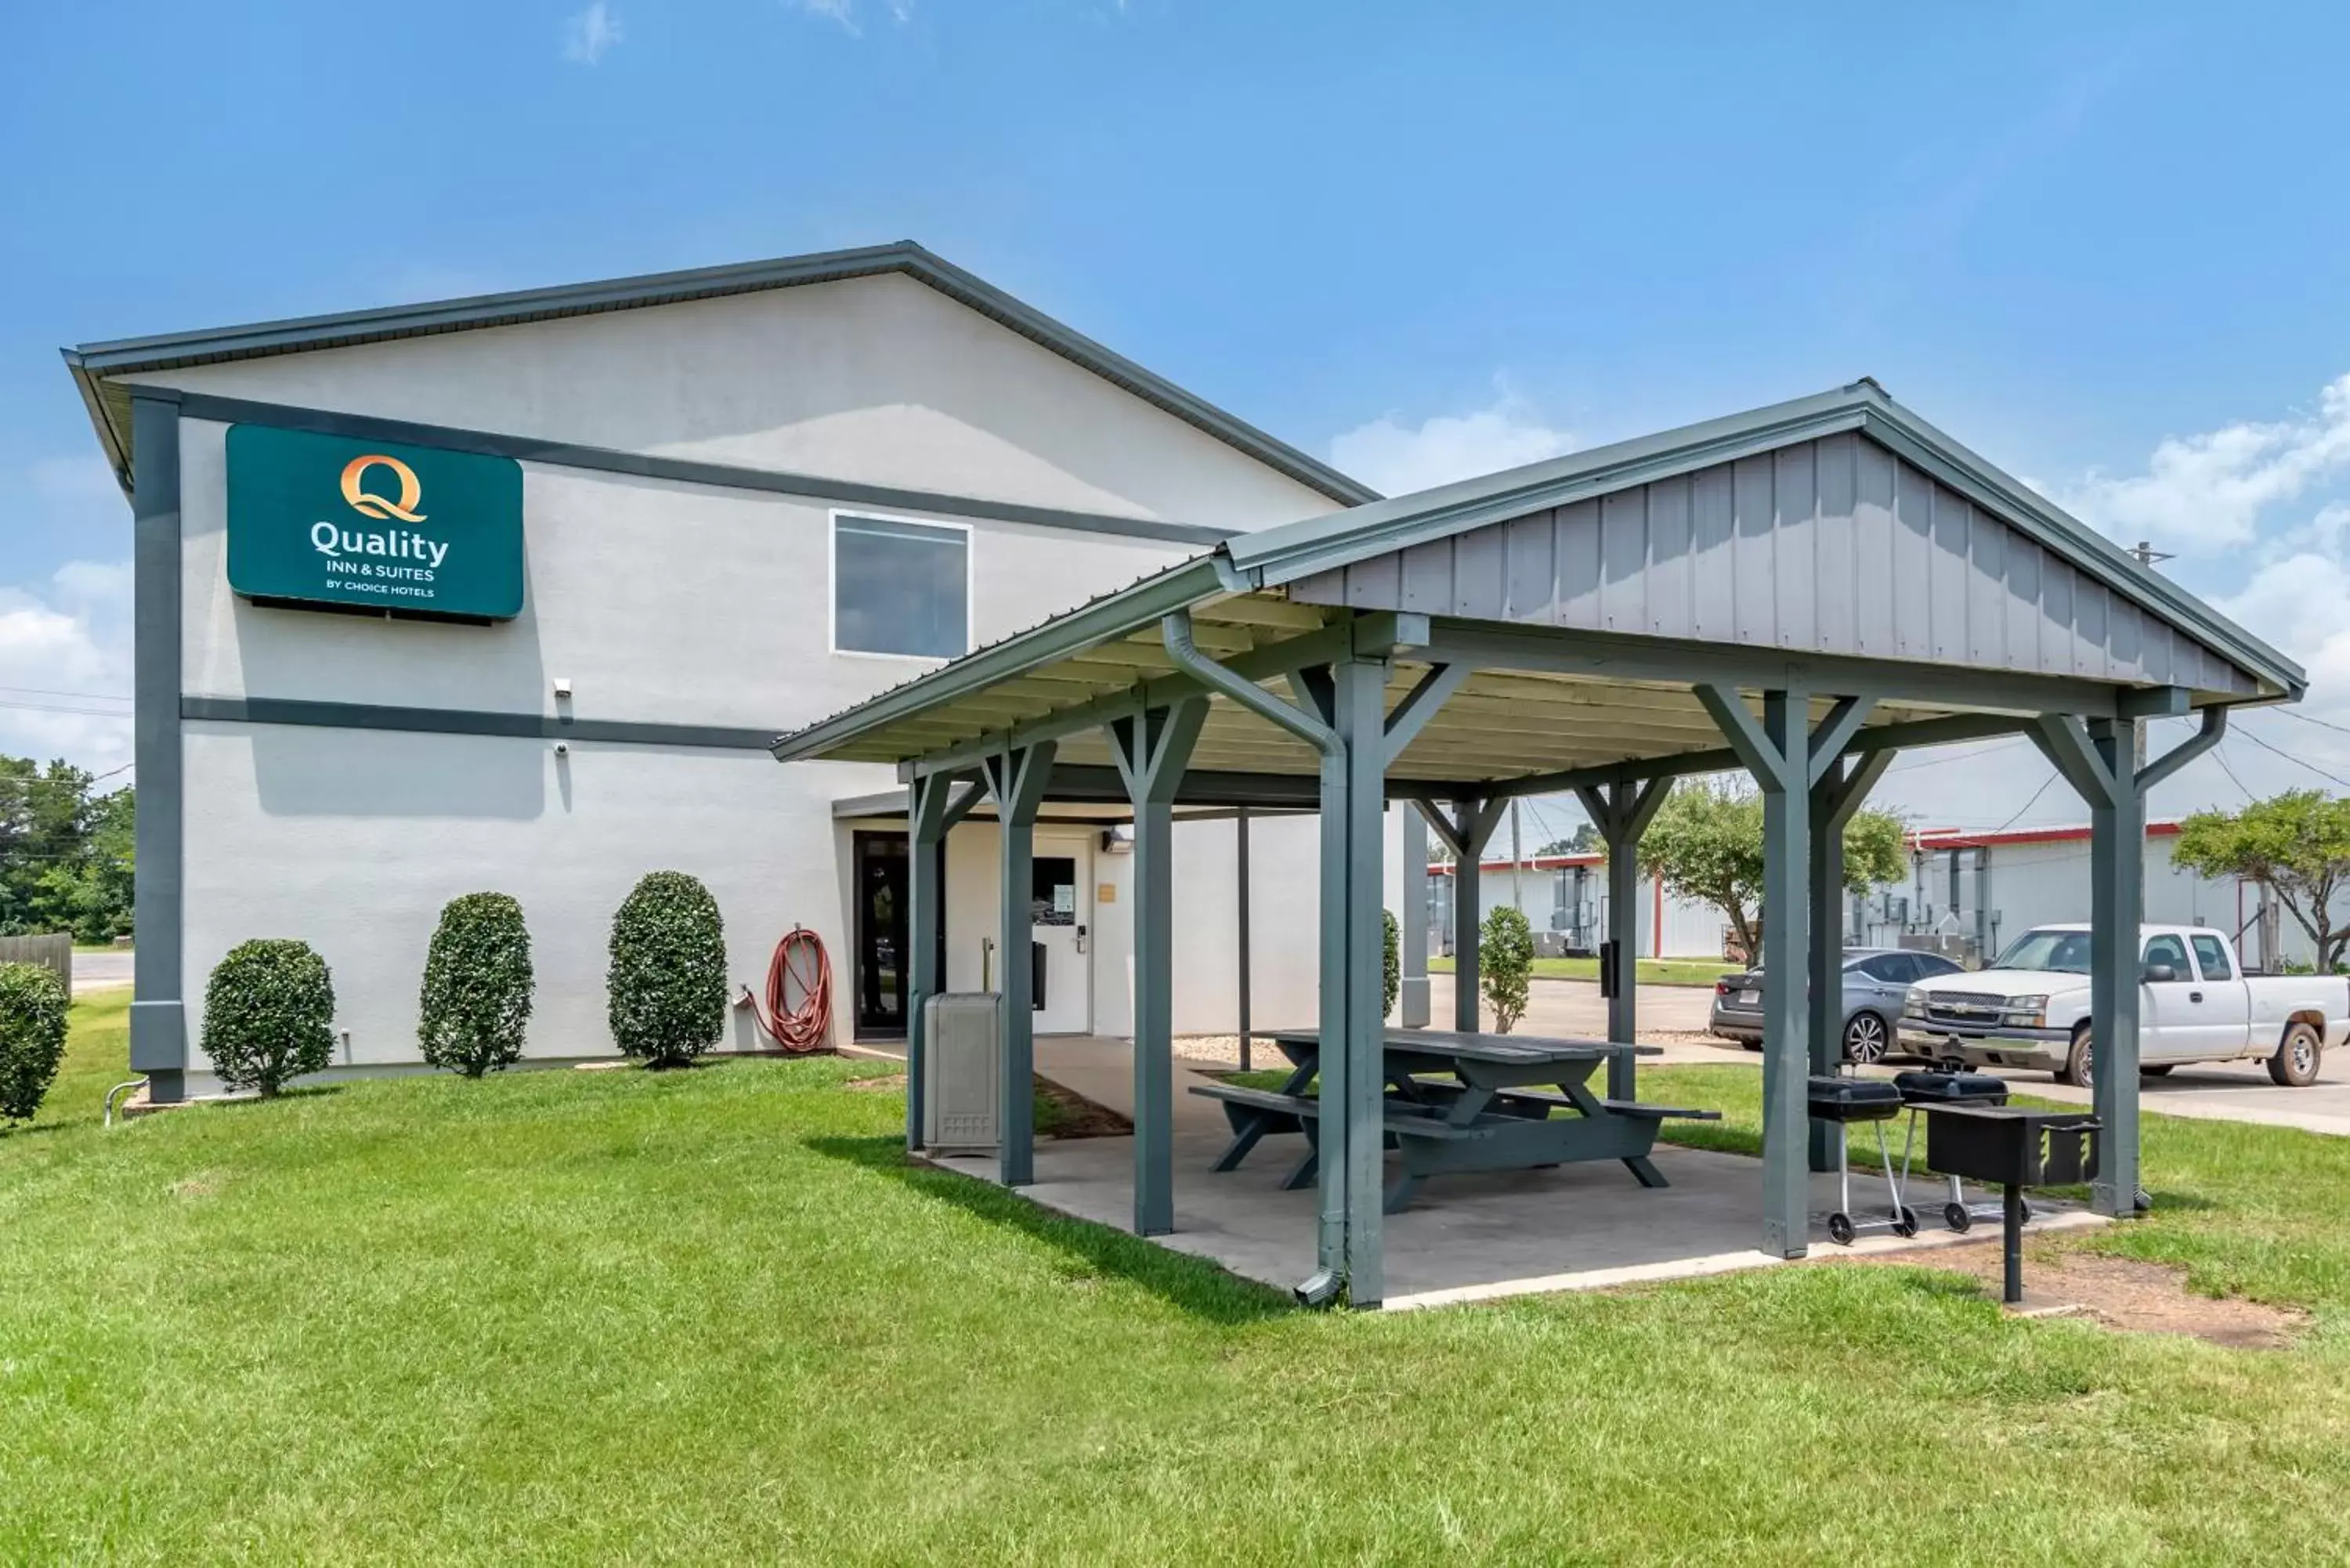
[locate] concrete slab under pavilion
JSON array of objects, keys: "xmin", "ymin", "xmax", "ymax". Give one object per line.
[
  {"xmin": 939, "ymin": 1035, "xmax": 2107, "ymax": 1309},
  {"xmin": 774, "ymin": 379, "xmax": 2305, "ymax": 1310}
]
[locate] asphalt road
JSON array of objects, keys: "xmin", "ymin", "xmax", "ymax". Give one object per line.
[{"xmin": 69, "ymin": 947, "xmax": 133, "ymax": 992}]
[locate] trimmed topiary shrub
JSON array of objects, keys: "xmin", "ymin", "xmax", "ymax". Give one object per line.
[
  {"xmin": 0, "ymin": 962, "xmax": 69, "ymax": 1122},
  {"xmin": 1480, "ymin": 905, "xmax": 1535, "ymax": 1034},
  {"xmin": 608, "ymin": 872, "xmax": 727, "ymax": 1068},
  {"xmin": 202, "ymin": 939, "xmax": 336, "ymax": 1097},
  {"xmin": 418, "ymin": 893, "xmax": 535, "ymax": 1077},
  {"xmin": 1382, "ymin": 909, "xmax": 1401, "ymax": 1020}
]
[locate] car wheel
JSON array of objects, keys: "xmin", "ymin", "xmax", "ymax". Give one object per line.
[
  {"xmin": 2269, "ymin": 1021, "xmax": 2323, "ymax": 1088},
  {"xmin": 1842, "ymin": 1011, "xmax": 1890, "ymax": 1066},
  {"xmin": 1741, "ymin": 1038, "xmax": 1763, "ymax": 1053},
  {"xmin": 2059, "ymin": 1024, "xmax": 2094, "ymax": 1088}
]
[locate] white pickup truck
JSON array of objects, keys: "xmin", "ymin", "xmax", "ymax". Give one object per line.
[{"xmin": 1900, "ymin": 923, "xmax": 2350, "ymax": 1088}]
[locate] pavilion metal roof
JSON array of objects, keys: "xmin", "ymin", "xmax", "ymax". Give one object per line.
[
  {"xmin": 772, "ymin": 381, "xmax": 2303, "ymax": 790},
  {"xmin": 60, "ymin": 241, "xmax": 1378, "ymax": 508}
]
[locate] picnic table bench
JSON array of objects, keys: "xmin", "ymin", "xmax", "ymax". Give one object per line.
[{"xmin": 1189, "ymin": 1028, "xmax": 1718, "ymax": 1212}]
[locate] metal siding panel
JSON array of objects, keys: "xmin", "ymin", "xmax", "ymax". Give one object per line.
[
  {"xmin": 1346, "ymin": 551, "xmax": 1401, "ymax": 610},
  {"xmin": 2002, "ymin": 533, "xmax": 2044, "ymax": 674},
  {"xmin": 2140, "ymin": 616, "xmax": 2175, "ymax": 686},
  {"xmin": 1967, "ymin": 510, "xmax": 2008, "ymax": 667},
  {"xmin": 1853, "ymin": 439, "xmax": 1896, "ymax": 657},
  {"xmin": 1399, "ymin": 538, "xmax": 1453, "ymax": 615},
  {"xmin": 1929, "ymin": 482, "xmax": 1970, "ymax": 663},
  {"xmin": 1506, "ymin": 508, "xmax": 1559, "ymax": 623},
  {"xmin": 1690, "ymin": 464, "xmax": 1737, "ymax": 640},
  {"xmin": 1557, "ymin": 498, "xmax": 1603, "ymax": 629},
  {"xmin": 1290, "ymin": 567, "xmax": 1347, "ymax": 605},
  {"xmin": 1814, "ymin": 433, "xmax": 1858, "ymax": 654},
  {"xmin": 2110, "ymin": 594, "xmax": 2145, "ymax": 680},
  {"xmin": 1732, "ymin": 455, "xmax": 1776, "ymax": 645},
  {"xmin": 1452, "ymin": 523, "xmax": 1509, "ymax": 620},
  {"xmin": 1600, "ymin": 489, "xmax": 1647, "ymax": 633},
  {"xmin": 1891, "ymin": 458, "xmax": 1933, "ymax": 659},
  {"xmin": 1773, "ymin": 443, "xmax": 1818, "ymax": 650},
  {"xmin": 2041, "ymin": 557, "xmax": 2079, "ymax": 675},
  {"xmin": 2075, "ymin": 575, "xmax": 2111, "ymax": 679},
  {"xmin": 1645, "ymin": 474, "xmax": 1694, "ymax": 638}
]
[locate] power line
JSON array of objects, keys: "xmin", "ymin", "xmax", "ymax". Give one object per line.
[
  {"xmin": 1986, "ymin": 771, "xmax": 2061, "ymax": 835},
  {"xmin": 2212, "ymin": 742, "xmax": 2258, "ymax": 803},
  {"xmin": 2269, "ymin": 706, "xmax": 2350, "ymax": 740},
  {"xmin": 0, "ymin": 685, "xmax": 131, "ymax": 704},
  {"xmin": 2233, "ymin": 724, "xmax": 2350, "ymax": 790}
]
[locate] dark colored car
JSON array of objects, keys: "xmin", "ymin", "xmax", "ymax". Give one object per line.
[{"xmin": 1708, "ymin": 948, "xmax": 1967, "ymax": 1064}]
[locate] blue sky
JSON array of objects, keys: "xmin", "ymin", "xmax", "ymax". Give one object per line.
[{"xmin": 7, "ymin": 1, "xmax": 2350, "ymax": 828}]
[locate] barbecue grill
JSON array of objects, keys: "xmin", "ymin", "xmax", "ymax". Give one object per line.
[
  {"xmin": 1806, "ymin": 1075, "xmax": 1913, "ymax": 1245},
  {"xmin": 1891, "ymin": 1070, "xmax": 2013, "ymax": 1232}
]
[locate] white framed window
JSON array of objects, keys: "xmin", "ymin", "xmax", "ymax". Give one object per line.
[{"xmin": 830, "ymin": 511, "xmax": 972, "ymax": 660}]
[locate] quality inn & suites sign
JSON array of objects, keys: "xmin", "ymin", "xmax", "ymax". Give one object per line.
[{"xmin": 226, "ymin": 425, "xmax": 525, "ymax": 620}]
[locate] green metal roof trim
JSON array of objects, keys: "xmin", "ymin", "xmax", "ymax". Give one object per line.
[
  {"xmin": 60, "ymin": 241, "xmax": 1378, "ymax": 508},
  {"xmin": 1219, "ymin": 379, "xmax": 2304, "ymax": 701}
]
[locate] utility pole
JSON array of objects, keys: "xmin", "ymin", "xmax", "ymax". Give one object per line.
[{"xmin": 1509, "ymin": 799, "xmax": 1524, "ymax": 919}]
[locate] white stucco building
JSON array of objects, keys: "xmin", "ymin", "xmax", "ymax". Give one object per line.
[{"xmin": 67, "ymin": 244, "xmax": 1387, "ymax": 1099}]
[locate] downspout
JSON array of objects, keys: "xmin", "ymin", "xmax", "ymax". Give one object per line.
[{"xmin": 1162, "ymin": 608, "xmax": 1349, "ymax": 1305}]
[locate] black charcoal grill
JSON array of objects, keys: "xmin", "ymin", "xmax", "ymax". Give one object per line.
[
  {"xmin": 1892, "ymin": 1071, "xmax": 2012, "ymax": 1233},
  {"xmin": 1806, "ymin": 1075, "xmax": 1912, "ymax": 1245},
  {"xmin": 1914, "ymin": 1104, "xmax": 2101, "ymax": 1303}
]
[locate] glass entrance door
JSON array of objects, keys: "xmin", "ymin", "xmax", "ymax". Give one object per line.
[{"xmin": 853, "ymin": 832, "xmax": 909, "ymax": 1039}]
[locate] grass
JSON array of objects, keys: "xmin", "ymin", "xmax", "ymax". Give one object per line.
[
  {"xmin": 1428, "ymin": 953, "xmax": 1737, "ymax": 986},
  {"xmin": 9, "ymin": 998, "xmax": 2350, "ymax": 1562}
]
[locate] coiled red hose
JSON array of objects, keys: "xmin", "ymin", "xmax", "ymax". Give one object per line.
[{"xmin": 743, "ymin": 926, "xmax": 833, "ymax": 1053}]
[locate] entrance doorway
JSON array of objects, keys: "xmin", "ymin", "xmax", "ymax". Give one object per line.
[
  {"xmin": 1029, "ymin": 838, "xmax": 1091, "ymax": 1034},
  {"xmin": 852, "ymin": 832, "xmax": 908, "ymax": 1039}
]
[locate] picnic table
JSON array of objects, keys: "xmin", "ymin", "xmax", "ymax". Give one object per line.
[{"xmin": 1189, "ymin": 1028, "xmax": 1718, "ymax": 1212}]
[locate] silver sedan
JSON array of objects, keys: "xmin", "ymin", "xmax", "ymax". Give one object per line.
[{"xmin": 1708, "ymin": 948, "xmax": 1968, "ymax": 1064}]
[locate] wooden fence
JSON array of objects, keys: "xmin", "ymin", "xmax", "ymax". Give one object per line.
[{"xmin": 0, "ymin": 934, "xmax": 71, "ymax": 999}]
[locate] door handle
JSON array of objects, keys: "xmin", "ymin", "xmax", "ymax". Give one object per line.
[{"xmin": 2189, "ymin": 992, "xmax": 2203, "ymax": 1003}]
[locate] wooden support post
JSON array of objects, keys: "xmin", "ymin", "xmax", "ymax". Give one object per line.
[
  {"xmin": 1401, "ymin": 805, "xmax": 1430, "ymax": 1028},
  {"xmin": 1573, "ymin": 777, "xmax": 1671, "ymax": 1100},
  {"xmin": 1697, "ymin": 684, "xmax": 1820, "ymax": 1258},
  {"xmin": 1415, "ymin": 796, "xmax": 1508, "ymax": 1032},
  {"xmin": 1107, "ymin": 701, "xmax": 1206, "ymax": 1236},
  {"xmin": 1332, "ymin": 655, "xmax": 1390, "ymax": 1306},
  {"xmin": 980, "ymin": 742, "xmax": 1056, "ymax": 1188},
  {"xmin": 2030, "ymin": 702, "xmax": 2224, "ymax": 1217},
  {"xmin": 1236, "ymin": 804, "xmax": 1254, "ymax": 1070}
]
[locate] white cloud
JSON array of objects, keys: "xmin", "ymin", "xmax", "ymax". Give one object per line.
[
  {"xmin": 2050, "ymin": 374, "xmax": 2350, "ymax": 553},
  {"xmin": 0, "ymin": 559, "xmax": 133, "ymax": 774},
  {"xmin": 786, "ymin": 0, "xmax": 913, "ymax": 37},
  {"xmin": 31, "ymin": 454, "xmax": 118, "ymax": 504},
  {"xmin": 562, "ymin": 3, "xmax": 624, "ymax": 63},
  {"xmin": 1329, "ymin": 390, "xmax": 1578, "ymax": 499}
]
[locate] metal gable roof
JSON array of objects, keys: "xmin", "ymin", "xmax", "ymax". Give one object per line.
[
  {"xmin": 1217, "ymin": 378, "xmax": 2302, "ymax": 700},
  {"xmin": 59, "ymin": 241, "xmax": 1379, "ymax": 508},
  {"xmin": 770, "ymin": 381, "xmax": 2303, "ymax": 773}
]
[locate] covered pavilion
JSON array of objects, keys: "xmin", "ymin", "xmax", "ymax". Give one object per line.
[{"xmin": 772, "ymin": 380, "xmax": 2302, "ymax": 1309}]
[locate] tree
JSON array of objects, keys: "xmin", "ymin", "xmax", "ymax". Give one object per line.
[
  {"xmin": 1480, "ymin": 905, "xmax": 1535, "ymax": 1033},
  {"xmin": 1536, "ymin": 823, "xmax": 1602, "ymax": 858},
  {"xmin": 0, "ymin": 758, "xmax": 134, "ymax": 944},
  {"xmin": 1382, "ymin": 908, "xmax": 1401, "ymax": 1020},
  {"xmin": 0, "ymin": 962, "xmax": 69, "ymax": 1122},
  {"xmin": 2175, "ymin": 790, "xmax": 2350, "ymax": 972},
  {"xmin": 1636, "ymin": 779, "xmax": 1907, "ymax": 965},
  {"xmin": 201, "ymin": 939, "xmax": 336, "ymax": 1097},
  {"xmin": 607, "ymin": 872, "xmax": 728, "ymax": 1067},
  {"xmin": 418, "ymin": 893, "xmax": 536, "ymax": 1077}
]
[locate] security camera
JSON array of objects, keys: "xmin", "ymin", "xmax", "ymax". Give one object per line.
[{"xmin": 554, "ymin": 741, "xmax": 570, "ymax": 757}]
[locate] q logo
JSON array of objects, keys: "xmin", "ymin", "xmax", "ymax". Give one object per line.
[{"xmin": 339, "ymin": 454, "xmax": 427, "ymax": 523}]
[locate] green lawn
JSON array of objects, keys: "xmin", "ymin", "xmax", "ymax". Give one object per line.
[
  {"xmin": 8, "ymin": 997, "xmax": 2350, "ymax": 1562},
  {"xmin": 1429, "ymin": 953, "xmax": 1738, "ymax": 986}
]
